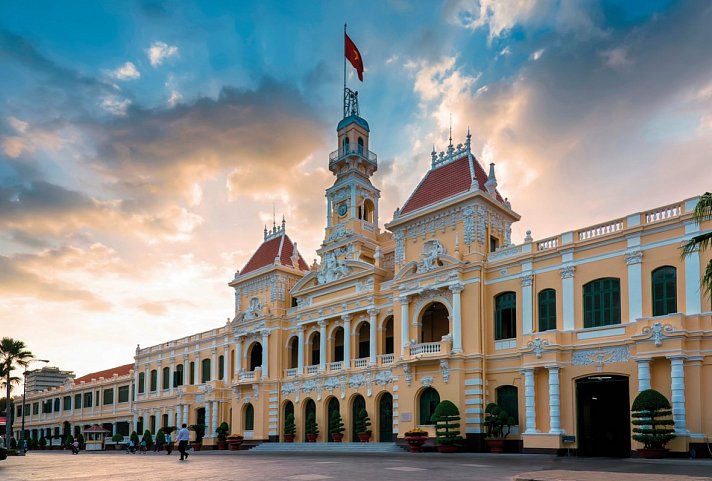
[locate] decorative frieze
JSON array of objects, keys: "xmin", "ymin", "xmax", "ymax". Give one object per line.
[
  {"xmin": 325, "ymin": 223, "xmax": 354, "ymax": 243},
  {"xmin": 463, "ymin": 205, "xmax": 475, "ymax": 246},
  {"xmin": 571, "ymin": 346, "xmax": 630, "ymax": 368},
  {"xmin": 520, "ymin": 274, "xmax": 534, "ymax": 287},
  {"xmin": 641, "ymin": 322, "xmax": 674, "ymax": 347},
  {"xmin": 560, "ymin": 266, "xmax": 575, "ymax": 279},
  {"xmin": 317, "ymin": 252, "xmax": 351, "ymax": 284},
  {"xmin": 417, "ymin": 239, "xmax": 445, "ymax": 273},
  {"xmin": 477, "ymin": 206, "xmax": 486, "ymax": 244},
  {"xmin": 440, "ymin": 359, "xmax": 449, "ymax": 383},
  {"xmin": 421, "ymin": 376, "xmax": 434, "ymax": 387},
  {"xmin": 624, "ymin": 250, "xmax": 643, "ymax": 265}
]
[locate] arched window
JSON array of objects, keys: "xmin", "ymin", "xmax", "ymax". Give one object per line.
[
  {"xmin": 652, "ymin": 266, "xmax": 677, "ymax": 316},
  {"xmin": 245, "ymin": 404, "xmax": 255, "ymax": 431},
  {"xmin": 496, "ymin": 385, "xmax": 519, "ymax": 425},
  {"xmin": 249, "ymin": 343, "xmax": 263, "ymax": 371},
  {"xmin": 310, "ymin": 333, "xmax": 320, "ymax": 366},
  {"xmin": 189, "ymin": 362, "xmax": 195, "ymax": 385},
  {"xmin": 538, "ymin": 289, "xmax": 556, "ymax": 331},
  {"xmin": 419, "ymin": 387, "xmax": 440, "ymax": 425},
  {"xmin": 383, "ymin": 316, "xmax": 394, "ymax": 355},
  {"xmin": 494, "ymin": 292, "xmax": 516, "ymax": 340},
  {"xmin": 357, "ymin": 137, "xmax": 364, "ymax": 154},
  {"xmin": 303, "ymin": 399, "xmax": 316, "ymax": 439},
  {"xmin": 162, "ymin": 414, "xmax": 168, "ymax": 429},
  {"xmin": 351, "ymin": 394, "xmax": 366, "ymax": 441},
  {"xmin": 357, "ymin": 322, "xmax": 370, "ymax": 359},
  {"xmin": 332, "ymin": 328, "xmax": 344, "ymax": 363},
  {"xmin": 362, "ymin": 199, "xmax": 374, "ymax": 223},
  {"xmin": 583, "ymin": 278, "xmax": 621, "ymax": 328},
  {"xmin": 149, "ymin": 370, "xmax": 157, "ymax": 392},
  {"xmin": 421, "ymin": 302, "xmax": 449, "ymax": 343},
  {"xmin": 162, "ymin": 366, "xmax": 170, "ymax": 390},
  {"xmin": 342, "ymin": 137, "xmax": 350, "ymax": 154},
  {"xmin": 218, "ymin": 355, "xmax": 225, "ymax": 380},
  {"xmin": 174, "ymin": 364, "xmax": 184, "ymax": 387},
  {"xmin": 201, "ymin": 359, "xmax": 211, "ymax": 383},
  {"xmin": 138, "ymin": 372, "xmax": 145, "ymax": 394},
  {"xmin": 288, "ymin": 337, "xmax": 299, "ymax": 369}
]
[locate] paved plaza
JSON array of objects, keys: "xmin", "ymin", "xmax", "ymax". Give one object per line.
[{"xmin": 1, "ymin": 451, "xmax": 711, "ymax": 481}]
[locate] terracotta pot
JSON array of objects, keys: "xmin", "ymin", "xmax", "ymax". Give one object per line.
[
  {"xmin": 217, "ymin": 441, "xmax": 227, "ymax": 450},
  {"xmin": 486, "ymin": 439, "xmax": 505, "ymax": 453},
  {"xmin": 306, "ymin": 434, "xmax": 318, "ymax": 442},
  {"xmin": 357, "ymin": 432, "xmax": 371, "ymax": 443},
  {"xmin": 331, "ymin": 433, "xmax": 344, "ymax": 442},
  {"xmin": 404, "ymin": 436, "xmax": 427, "ymax": 453},
  {"xmin": 283, "ymin": 434, "xmax": 295, "ymax": 443},
  {"xmin": 437, "ymin": 444, "xmax": 458, "ymax": 453},
  {"xmin": 637, "ymin": 447, "xmax": 668, "ymax": 459},
  {"xmin": 192, "ymin": 443, "xmax": 202, "ymax": 451}
]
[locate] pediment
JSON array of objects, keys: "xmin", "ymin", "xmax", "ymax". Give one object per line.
[
  {"xmin": 393, "ymin": 253, "xmax": 461, "ymax": 282},
  {"xmin": 291, "ymin": 259, "xmax": 376, "ymax": 296}
]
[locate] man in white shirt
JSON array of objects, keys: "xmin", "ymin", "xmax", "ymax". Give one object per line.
[{"xmin": 176, "ymin": 424, "xmax": 190, "ymax": 461}]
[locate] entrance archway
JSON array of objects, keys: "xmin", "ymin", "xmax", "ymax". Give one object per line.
[
  {"xmin": 248, "ymin": 342, "xmax": 262, "ymax": 371},
  {"xmin": 327, "ymin": 397, "xmax": 340, "ymax": 442},
  {"xmin": 420, "ymin": 302, "xmax": 449, "ymax": 342},
  {"xmin": 378, "ymin": 393, "xmax": 393, "ymax": 442},
  {"xmin": 576, "ymin": 375, "xmax": 630, "ymax": 457},
  {"xmin": 303, "ymin": 399, "xmax": 316, "ymax": 441},
  {"xmin": 351, "ymin": 394, "xmax": 366, "ymax": 442}
]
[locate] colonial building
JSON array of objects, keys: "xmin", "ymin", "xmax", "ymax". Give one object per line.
[{"xmin": 16, "ymin": 94, "xmax": 711, "ymax": 456}]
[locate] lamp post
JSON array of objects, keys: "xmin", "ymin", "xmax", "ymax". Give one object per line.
[{"xmin": 20, "ymin": 359, "xmax": 49, "ymax": 451}]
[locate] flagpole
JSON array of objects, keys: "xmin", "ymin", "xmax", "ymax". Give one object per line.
[{"xmin": 343, "ymin": 23, "xmax": 347, "ymax": 118}]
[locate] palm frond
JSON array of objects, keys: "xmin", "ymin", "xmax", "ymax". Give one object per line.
[
  {"xmin": 693, "ymin": 192, "xmax": 712, "ymax": 222},
  {"xmin": 702, "ymin": 259, "xmax": 712, "ymax": 298},
  {"xmin": 681, "ymin": 232, "xmax": 712, "ymax": 257}
]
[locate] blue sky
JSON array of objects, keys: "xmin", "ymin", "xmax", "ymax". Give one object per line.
[{"xmin": 2, "ymin": 0, "xmax": 711, "ymax": 376}]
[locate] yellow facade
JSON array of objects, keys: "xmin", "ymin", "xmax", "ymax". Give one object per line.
[{"xmin": 15, "ymin": 110, "xmax": 711, "ymax": 456}]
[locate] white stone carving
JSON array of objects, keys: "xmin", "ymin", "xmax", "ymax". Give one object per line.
[
  {"xmin": 323, "ymin": 376, "xmax": 340, "ymax": 392},
  {"xmin": 317, "ymin": 252, "xmax": 351, "ymax": 284},
  {"xmin": 624, "ymin": 250, "xmax": 643, "ymax": 265},
  {"xmin": 463, "ymin": 205, "xmax": 475, "ymax": 246},
  {"xmin": 560, "ymin": 266, "xmax": 575, "ymax": 279},
  {"xmin": 421, "ymin": 376, "xmax": 434, "ymax": 387},
  {"xmin": 242, "ymin": 396, "xmax": 251, "ymax": 404},
  {"xmin": 302, "ymin": 379, "xmax": 318, "ymax": 395},
  {"xmin": 246, "ymin": 297, "xmax": 263, "ymax": 318},
  {"xmin": 642, "ymin": 322, "xmax": 673, "ymax": 347},
  {"xmin": 326, "ymin": 223, "xmax": 354, "ymax": 243},
  {"xmin": 355, "ymin": 278, "xmax": 374, "ymax": 293},
  {"xmin": 252, "ymin": 384, "xmax": 259, "ymax": 400},
  {"xmin": 488, "ymin": 244, "xmax": 522, "ymax": 261},
  {"xmin": 281, "ymin": 383, "xmax": 296, "ymax": 397},
  {"xmin": 401, "ymin": 364, "xmax": 412, "ymax": 386},
  {"xmin": 504, "ymin": 221, "xmax": 512, "ymax": 246},
  {"xmin": 417, "ymin": 239, "xmax": 445, "ymax": 273},
  {"xmin": 348, "ymin": 373, "xmax": 366, "ymax": 389},
  {"xmin": 526, "ymin": 337, "xmax": 550, "ymax": 359},
  {"xmin": 477, "ymin": 206, "xmax": 486, "ymax": 244},
  {"xmin": 394, "ymin": 230, "xmax": 405, "ymax": 267},
  {"xmin": 440, "ymin": 359, "xmax": 449, "ymax": 383},
  {"xmin": 373, "ymin": 370, "xmax": 393, "ymax": 386},
  {"xmin": 520, "ymin": 274, "xmax": 534, "ymax": 287},
  {"xmin": 339, "ymin": 376, "xmax": 347, "ymax": 399},
  {"xmin": 571, "ymin": 346, "xmax": 630, "ymax": 369}
]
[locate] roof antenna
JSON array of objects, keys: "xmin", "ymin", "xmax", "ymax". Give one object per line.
[
  {"xmin": 448, "ymin": 113, "xmax": 453, "ymax": 147},
  {"xmin": 272, "ymin": 203, "xmax": 276, "ymax": 229}
]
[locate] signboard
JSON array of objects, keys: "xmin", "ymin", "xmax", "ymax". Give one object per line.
[
  {"xmin": 561, "ymin": 435, "xmax": 576, "ymax": 444},
  {"xmin": 400, "ymin": 412, "xmax": 412, "ymax": 422}
]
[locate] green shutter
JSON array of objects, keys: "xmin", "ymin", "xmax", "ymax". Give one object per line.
[{"xmin": 652, "ymin": 266, "xmax": 677, "ymax": 316}]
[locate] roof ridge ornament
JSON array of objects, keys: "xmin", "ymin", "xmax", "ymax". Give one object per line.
[
  {"xmin": 431, "ymin": 133, "xmax": 470, "ymax": 169},
  {"xmin": 264, "ymin": 217, "xmax": 286, "ymax": 241},
  {"xmin": 485, "ymin": 163, "xmax": 498, "ymax": 195}
]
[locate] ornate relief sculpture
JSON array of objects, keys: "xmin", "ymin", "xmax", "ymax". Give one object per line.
[
  {"xmin": 317, "ymin": 252, "xmax": 351, "ymax": 284},
  {"xmin": 417, "ymin": 239, "xmax": 445, "ymax": 273}
]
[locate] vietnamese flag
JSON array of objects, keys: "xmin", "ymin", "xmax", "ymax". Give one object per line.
[{"xmin": 344, "ymin": 33, "xmax": 364, "ymax": 81}]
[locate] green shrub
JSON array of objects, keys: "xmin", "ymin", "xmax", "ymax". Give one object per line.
[
  {"xmin": 189, "ymin": 424, "xmax": 205, "ymax": 444},
  {"xmin": 155, "ymin": 430, "xmax": 165, "ymax": 446},
  {"xmin": 305, "ymin": 412, "xmax": 319, "ymax": 435},
  {"xmin": 483, "ymin": 402, "xmax": 515, "ymax": 439},
  {"xmin": 432, "ymin": 400, "xmax": 463, "ymax": 446},
  {"xmin": 77, "ymin": 433, "xmax": 85, "ymax": 448},
  {"xmin": 142, "ymin": 430, "xmax": 153, "ymax": 448},
  {"xmin": 65, "ymin": 434, "xmax": 74, "ymax": 446},
  {"xmin": 111, "ymin": 434, "xmax": 124, "ymax": 443},
  {"xmin": 631, "ymin": 389, "xmax": 676, "ymax": 450},
  {"xmin": 284, "ymin": 413, "xmax": 296, "ymax": 436},
  {"xmin": 354, "ymin": 408, "xmax": 371, "ymax": 434},
  {"xmin": 31, "ymin": 436, "xmax": 38, "ymax": 449},
  {"xmin": 130, "ymin": 431, "xmax": 140, "ymax": 446},
  {"xmin": 216, "ymin": 422, "xmax": 230, "ymax": 441},
  {"xmin": 329, "ymin": 410, "xmax": 345, "ymax": 435},
  {"xmin": 38, "ymin": 436, "xmax": 47, "ymax": 447},
  {"xmin": 9, "ymin": 438, "xmax": 17, "ymax": 449}
]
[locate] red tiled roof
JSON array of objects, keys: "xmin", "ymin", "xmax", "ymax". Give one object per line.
[
  {"xmin": 74, "ymin": 363, "xmax": 133, "ymax": 384},
  {"xmin": 240, "ymin": 233, "xmax": 309, "ymax": 276},
  {"xmin": 400, "ymin": 154, "xmax": 504, "ymax": 215}
]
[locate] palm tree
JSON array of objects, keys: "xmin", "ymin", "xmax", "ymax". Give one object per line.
[
  {"xmin": 1, "ymin": 338, "xmax": 33, "ymax": 447},
  {"xmin": 682, "ymin": 192, "xmax": 712, "ymax": 298}
]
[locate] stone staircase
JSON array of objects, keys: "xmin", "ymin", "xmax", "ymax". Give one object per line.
[{"xmin": 248, "ymin": 442, "xmax": 406, "ymax": 454}]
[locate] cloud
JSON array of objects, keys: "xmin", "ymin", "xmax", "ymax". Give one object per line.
[
  {"xmin": 100, "ymin": 95, "xmax": 131, "ymax": 115},
  {"xmin": 147, "ymin": 41, "xmax": 179, "ymax": 67},
  {"xmin": 111, "ymin": 61, "xmax": 141, "ymax": 80}
]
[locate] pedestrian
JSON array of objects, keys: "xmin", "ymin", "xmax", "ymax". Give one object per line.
[
  {"xmin": 21, "ymin": 439, "xmax": 28, "ymax": 454},
  {"xmin": 165, "ymin": 431, "xmax": 173, "ymax": 455},
  {"xmin": 140, "ymin": 439, "xmax": 147, "ymax": 453},
  {"xmin": 71, "ymin": 440, "xmax": 79, "ymax": 454},
  {"xmin": 126, "ymin": 439, "xmax": 135, "ymax": 454},
  {"xmin": 176, "ymin": 423, "xmax": 190, "ymax": 461}
]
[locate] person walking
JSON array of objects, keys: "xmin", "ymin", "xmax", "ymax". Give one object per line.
[
  {"xmin": 71, "ymin": 440, "xmax": 79, "ymax": 455},
  {"xmin": 176, "ymin": 424, "xmax": 190, "ymax": 461},
  {"xmin": 165, "ymin": 431, "xmax": 173, "ymax": 455}
]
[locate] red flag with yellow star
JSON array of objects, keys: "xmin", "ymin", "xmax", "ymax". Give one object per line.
[{"xmin": 344, "ymin": 32, "xmax": 364, "ymax": 81}]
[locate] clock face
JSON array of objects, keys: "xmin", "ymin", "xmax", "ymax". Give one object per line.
[{"xmin": 338, "ymin": 204, "xmax": 348, "ymax": 217}]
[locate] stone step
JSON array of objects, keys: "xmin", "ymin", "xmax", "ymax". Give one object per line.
[{"xmin": 249, "ymin": 442, "xmax": 405, "ymax": 454}]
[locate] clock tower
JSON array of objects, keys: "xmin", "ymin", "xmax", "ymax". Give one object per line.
[{"xmin": 320, "ymin": 88, "xmax": 381, "ymax": 264}]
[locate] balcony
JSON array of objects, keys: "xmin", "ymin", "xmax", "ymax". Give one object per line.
[
  {"xmin": 378, "ymin": 353, "xmax": 395, "ymax": 365},
  {"xmin": 329, "ymin": 361, "xmax": 344, "ymax": 372},
  {"xmin": 352, "ymin": 357, "xmax": 369, "ymax": 368},
  {"xmin": 284, "ymin": 368, "xmax": 298, "ymax": 378},
  {"xmin": 238, "ymin": 371, "xmax": 256, "ymax": 381},
  {"xmin": 411, "ymin": 342, "xmax": 442, "ymax": 356},
  {"xmin": 306, "ymin": 365, "xmax": 319, "ymax": 375},
  {"xmin": 328, "ymin": 145, "xmax": 377, "ymax": 171}
]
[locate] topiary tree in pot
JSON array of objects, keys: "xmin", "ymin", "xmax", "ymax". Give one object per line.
[
  {"xmin": 111, "ymin": 434, "xmax": 124, "ymax": 450},
  {"xmin": 64, "ymin": 434, "xmax": 74, "ymax": 450},
  {"xmin": 77, "ymin": 433, "xmax": 85, "ymax": 450},
  {"xmin": 483, "ymin": 403, "xmax": 515, "ymax": 453},
  {"xmin": 142, "ymin": 430, "xmax": 153, "ymax": 450},
  {"xmin": 38, "ymin": 436, "xmax": 47, "ymax": 450},
  {"xmin": 155, "ymin": 430, "xmax": 166, "ymax": 451},
  {"xmin": 432, "ymin": 400, "xmax": 463, "ymax": 453},
  {"xmin": 283, "ymin": 413, "xmax": 296, "ymax": 442},
  {"xmin": 354, "ymin": 408, "xmax": 372, "ymax": 442},
  {"xmin": 215, "ymin": 422, "xmax": 230, "ymax": 450},
  {"xmin": 329, "ymin": 410, "xmax": 345, "ymax": 442},
  {"xmin": 130, "ymin": 431, "xmax": 140, "ymax": 449},
  {"xmin": 631, "ymin": 389, "xmax": 676, "ymax": 458},
  {"xmin": 305, "ymin": 412, "xmax": 319, "ymax": 442},
  {"xmin": 189, "ymin": 424, "xmax": 205, "ymax": 451}
]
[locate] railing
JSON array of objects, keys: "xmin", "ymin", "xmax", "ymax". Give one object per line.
[
  {"xmin": 645, "ymin": 203, "xmax": 681, "ymax": 224},
  {"xmin": 411, "ymin": 342, "xmax": 441, "ymax": 355},
  {"xmin": 238, "ymin": 371, "xmax": 255, "ymax": 381},
  {"xmin": 284, "ymin": 368, "xmax": 297, "ymax": 378},
  {"xmin": 537, "ymin": 236, "xmax": 558, "ymax": 251},
  {"xmin": 353, "ymin": 358, "xmax": 369, "ymax": 368},
  {"xmin": 306, "ymin": 365, "xmax": 319, "ymax": 375},
  {"xmin": 328, "ymin": 146, "xmax": 378, "ymax": 169},
  {"xmin": 329, "ymin": 361, "xmax": 343, "ymax": 372},
  {"xmin": 578, "ymin": 219, "xmax": 624, "ymax": 241},
  {"xmin": 378, "ymin": 354, "xmax": 395, "ymax": 364}
]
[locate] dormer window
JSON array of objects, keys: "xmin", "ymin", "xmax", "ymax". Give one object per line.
[{"xmin": 490, "ymin": 236, "xmax": 499, "ymax": 253}]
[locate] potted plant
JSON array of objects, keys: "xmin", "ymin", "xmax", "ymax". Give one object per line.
[
  {"xmin": 215, "ymin": 422, "xmax": 230, "ymax": 450},
  {"xmin": 226, "ymin": 433, "xmax": 244, "ymax": 451},
  {"xmin": 283, "ymin": 413, "xmax": 296, "ymax": 442},
  {"xmin": 31, "ymin": 436, "xmax": 38, "ymax": 450},
  {"xmin": 632, "ymin": 389, "xmax": 676, "ymax": 459},
  {"xmin": 483, "ymin": 402, "xmax": 515, "ymax": 453},
  {"xmin": 111, "ymin": 434, "xmax": 124, "ymax": 450},
  {"xmin": 130, "ymin": 431, "xmax": 140, "ymax": 450},
  {"xmin": 189, "ymin": 424, "xmax": 205, "ymax": 451},
  {"xmin": 64, "ymin": 434, "xmax": 74, "ymax": 450},
  {"xmin": 77, "ymin": 433, "xmax": 85, "ymax": 450},
  {"xmin": 355, "ymin": 408, "xmax": 372, "ymax": 442},
  {"xmin": 142, "ymin": 429, "xmax": 154, "ymax": 451},
  {"xmin": 305, "ymin": 412, "xmax": 319, "ymax": 442},
  {"xmin": 432, "ymin": 400, "xmax": 463, "ymax": 453},
  {"xmin": 38, "ymin": 436, "xmax": 47, "ymax": 450},
  {"xmin": 155, "ymin": 430, "xmax": 166, "ymax": 451},
  {"xmin": 329, "ymin": 410, "xmax": 345, "ymax": 442},
  {"xmin": 403, "ymin": 427, "xmax": 429, "ymax": 453}
]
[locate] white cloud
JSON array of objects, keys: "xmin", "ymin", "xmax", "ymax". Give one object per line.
[
  {"xmin": 147, "ymin": 41, "xmax": 179, "ymax": 67},
  {"xmin": 100, "ymin": 96, "xmax": 131, "ymax": 116},
  {"xmin": 499, "ymin": 46, "xmax": 512, "ymax": 57},
  {"xmin": 8, "ymin": 116, "xmax": 29, "ymax": 133},
  {"xmin": 167, "ymin": 90, "xmax": 183, "ymax": 107},
  {"xmin": 112, "ymin": 62, "xmax": 140, "ymax": 80},
  {"xmin": 600, "ymin": 46, "xmax": 633, "ymax": 70},
  {"xmin": 530, "ymin": 48, "xmax": 545, "ymax": 61}
]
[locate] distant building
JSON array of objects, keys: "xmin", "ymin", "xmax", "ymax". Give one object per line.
[{"xmin": 24, "ymin": 367, "xmax": 75, "ymax": 393}]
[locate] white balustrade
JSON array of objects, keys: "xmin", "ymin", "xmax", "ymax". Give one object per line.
[
  {"xmin": 284, "ymin": 368, "xmax": 297, "ymax": 378},
  {"xmin": 645, "ymin": 204, "xmax": 681, "ymax": 224},
  {"xmin": 238, "ymin": 371, "xmax": 255, "ymax": 380},
  {"xmin": 306, "ymin": 365, "xmax": 319, "ymax": 375},
  {"xmin": 578, "ymin": 219, "xmax": 624, "ymax": 241},
  {"xmin": 410, "ymin": 342, "xmax": 441, "ymax": 355},
  {"xmin": 378, "ymin": 354, "xmax": 395, "ymax": 364},
  {"xmin": 329, "ymin": 361, "xmax": 343, "ymax": 372},
  {"xmin": 537, "ymin": 236, "xmax": 558, "ymax": 251},
  {"xmin": 353, "ymin": 358, "xmax": 369, "ymax": 368}
]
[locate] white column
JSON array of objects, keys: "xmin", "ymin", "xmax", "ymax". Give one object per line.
[
  {"xmin": 449, "ymin": 284, "xmax": 464, "ymax": 352},
  {"xmin": 169, "ymin": 357, "xmax": 175, "ymax": 394},
  {"xmin": 368, "ymin": 309, "xmax": 378, "ymax": 365},
  {"xmin": 235, "ymin": 337, "xmax": 243, "ymax": 374},
  {"xmin": 259, "ymin": 330, "xmax": 269, "ymax": 378},
  {"xmin": 182, "ymin": 405, "xmax": 189, "ymax": 427},
  {"xmin": 561, "ymin": 265, "xmax": 575, "ymax": 331},
  {"xmin": 133, "ymin": 410, "xmax": 138, "ymax": 432},
  {"xmin": 143, "ymin": 413, "xmax": 149, "ymax": 433},
  {"xmin": 342, "ymin": 315, "xmax": 352, "ymax": 368},
  {"xmin": 522, "ymin": 368, "xmax": 537, "ymax": 434},
  {"xmin": 211, "ymin": 348, "xmax": 217, "ymax": 381},
  {"xmin": 547, "ymin": 366, "xmax": 561, "ymax": 434},
  {"xmin": 669, "ymin": 356, "xmax": 688, "ymax": 434},
  {"xmin": 144, "ymin": 364, "xmax": 149, "ymax": 396},
  {"xmin": 626, "ymin": 244, "xmax": 643, "ymax": 322},
  {"xmin": 399, "ymin": 295, "xmax": 410, "ymax": 355},
  {"xmin": 222, "ymin": 346, "xmax": 229, "ymax": 382},
  {"xmin": 176, "ymin": 405, "xmax": 182, "ymax": 428},
  {"xmin": 318, "ymin": 320, "xmax": 327, "ymax": 372},
  {"xmin": 521, "ymin": 274, "xmax": 534, "ymax": 335},
  {"xmin": 168, "ymin": 407, "xmax": 174, "ymax": 428},
  {"xmin": 211, "ymin": 401, "xmax": 218, "ymax": 438},
  {"xmin": 637, "ymin": 359, "xmax": 651, "ymax": 392},
  {"xmin": 204, "ymin": 401, "xmax": 211, "ymax": 437},
  {"xmin": 156, "ymin": 361, "xmax": 162, "ymax": 393},
  {"xmin": 297, "ymin": 328, "xmax": 305, "ymax": 375},
  {"xmin": 133, "ymin": 366, "xmax": 139, "ymax": 401}
]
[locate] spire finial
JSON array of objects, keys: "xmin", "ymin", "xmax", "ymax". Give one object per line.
[
  {"xmin": 448, "ymin": 113, "xmax": 453, "ymax": 146},
  {"xmin": 281, "ymin": 215, "xmax": 286, "ymax": 230},
  {"xmin": 272, "ymin": 203, "xmax": 276, "ymax": 230}
]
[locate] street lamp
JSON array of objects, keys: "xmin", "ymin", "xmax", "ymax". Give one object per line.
[{"xmin": 19, "ymin": 359, "xmax": 49, "ymax": 451}]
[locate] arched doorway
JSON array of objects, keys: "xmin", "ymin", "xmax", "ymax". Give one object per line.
[
  {"xmin": 357, "ymin": 322, "xmax": 370, "ymax": 359},
  {"xmin": 283, "ymin": 401, "xmax": 294, "ymax": 442},
  {"xmin": 378, "ymin": 393, "xmax": 393, "ymax": 442},
  {"xmin": 288, "ymin": 337, "xmax": 298, "ymax": 369},
  {"xmin": 420, "ymin": 302, "xmax": 449, "ymax": 343},
  {"xmin": 418, "ymin": 387, "xmax": 440, "ymax": 425},
  {"xmin": 332, "ymin": 327, "xmax": 344, "ymax": 363},
  {"xmin": 310, "ymin": 332, "xmax": 321, "ymax": 366},
  {"xmin": 351, "ymin": 394, "xmax": 366, "ymax": 442},
  {"xmin": 576, "ymin": 375, "xmax": 630, "ymax": 457},
  {"xmin": 303, "ymin": 399, "xmax": 316, "ymax": 441},
  {"xmin": 248, "ymin": 342, "xmax": 262, "ymax": 371},
  {"xmin": 196, "ymin": 407, "xmax": 206, "ymax": 435},
  {"xmin": 244, "ymin": 403, "xmax": 255, "ymax": 431},
  {"xmin": 327, "ymin": 397, "xmax": 340, "ymax": 442}
]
